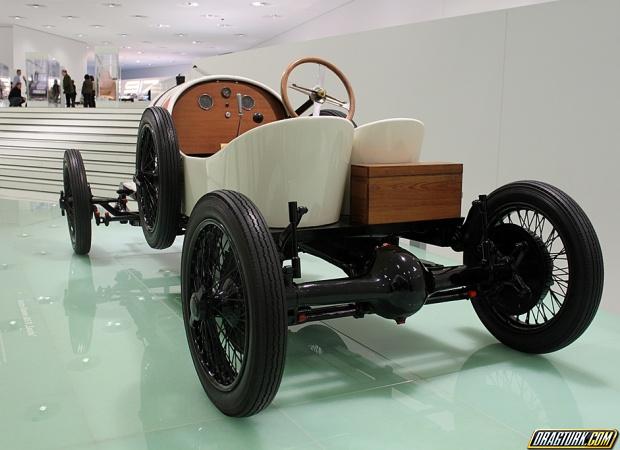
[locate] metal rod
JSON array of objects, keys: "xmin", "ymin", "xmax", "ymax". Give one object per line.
[
  {"xmin": 425, "ymin": 288, "xmax": 470, "ymax": 304},
  {"xmin": 296, "ymin": 304, "xmax": 360, "ymax": 324}
]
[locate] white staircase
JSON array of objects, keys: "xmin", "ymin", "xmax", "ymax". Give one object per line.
[{"xmin": 0, "ymin": 107, "xmax": 143, "ymax": 200}]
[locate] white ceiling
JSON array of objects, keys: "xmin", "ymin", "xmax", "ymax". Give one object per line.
[{"xmin": 1, "ymin": 0, "xmax": 353, "ymax": 69}]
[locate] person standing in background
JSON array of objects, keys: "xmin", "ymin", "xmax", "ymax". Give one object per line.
[
  {"xmin": 89, "ymin": 75, "xmax": 96, "ymax": 107},
  {"xmin": 12, "ymin": 69, "xmax": 23, "ymax": 88},
  {"xmin": 51, "ymin": 79, "xmax": 60, "ymax": 105},
  {"xmin": 81, "ymin": 74, "xmax": 93, "ymax": 108},
  {"xmin": 62, "ymin": 69, "xmax": 73, "ymax": 107},
  {"xmin": 71, "ymin": 80, "xmax": 77, "ymax": 107}
]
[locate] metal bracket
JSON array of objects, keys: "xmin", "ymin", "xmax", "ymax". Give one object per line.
[{"xmin": 279, "ymin": 201, "xmax": 308, "ymax": 279}]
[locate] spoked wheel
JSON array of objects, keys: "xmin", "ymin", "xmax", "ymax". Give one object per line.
[
  {"xmin": 465, "ymin": 181, "xmax": 603, "ymax": 353},
  {"xmin": 62, "ymin": 149, "xmax": 92, "ymax": 255},
  {"xmin": 135, "ymin": 106, "xmax": 181, "ymax": 249},
  {"xmin": 181, "ymin": 190, "xmax": 287, "ymax": 417}
]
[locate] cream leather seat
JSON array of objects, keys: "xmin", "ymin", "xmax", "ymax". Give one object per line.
[{"xmin": 352, "ymin": 118, "xmax": 424, "ymax": 165}]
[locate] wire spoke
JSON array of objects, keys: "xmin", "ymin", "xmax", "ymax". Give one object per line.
[
  {"xmin": 495, "ymin": 207, "xmax": 569, "ymax": 329},
  {"xmin": 187, "ymin": 221, "xmax": 248, "ymax": 388}
]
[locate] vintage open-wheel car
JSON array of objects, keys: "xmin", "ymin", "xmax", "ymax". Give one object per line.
[{"xmin": 59, "ymin": 57, "xmax": 604, "ymax": 417}]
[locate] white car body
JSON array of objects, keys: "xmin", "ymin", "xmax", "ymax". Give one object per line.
[{"xmin": 152, "ymin": 75, "xmax": 425, "ymax": 228}]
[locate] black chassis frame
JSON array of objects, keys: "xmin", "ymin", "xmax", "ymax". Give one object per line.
[
  {"xmin": 272, "ymin": 198, "xmax": 501, "ymax": 326},
  {"xmin": 70, "ymin": 186, "xmax": 506, "ymax": 328}
]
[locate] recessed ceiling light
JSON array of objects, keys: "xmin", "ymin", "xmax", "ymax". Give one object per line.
[
  {"xmin": 26, "ymin": 3, "xmax": 46, "ymax": 8},
  {"xmin": 137, "ymin": 51, "xmax": 143, "ymax": 54},
  {"xmin": 122, "ymin": 45, "xmax": 132, "ymax": 49},
  {"xmin": 184, "ymin": 1, "xmax": 199, "ymax": 6},
  {"xmin": 119, "ymin": 33, "xmax": 128, "ymax": 37},
  {"xmin": 10, "ymin": 16, "xmax": 26, "ymax": 20},
  {"xmin": 217, "ymin": 22, "xmax": 232, "ymax": 28},
  {"xmin": 136, "ymin": 59, "xmax": 141, "ymax": 63},
  {"xmin": 76, "ymin": 33, "xmax": 85, "ymax": 37},
  {"xmin": 148, "ymin": 63, "xmax": 152, "ymax": 66},
  {"xmin": 251, "ymin": 1, "xmax": 270, "ymax": 6},
  {"xmin": 234, "ymin": 33, "xmax": 246, "ymax": 37},
  {"xmin": 91, "ymin": 24, "xmax": 103, "ymax": 28},
  {"xmin": 264, "ymin": 13, "xmax": 283, "ymax": 18},
  {"xmin": 43, "ymin": 24, "xmax": 55, "ymax": 28},
  {"xmin": 102, "ymin": 2, "xmax": 121, "ymax": 7},
  {"xmin": 131, "ymin": 14, "xmax": 148, "ymax": 18},
  {"xmin": 191, "ymin": 40, "xmax": 201, "ymax": 44},
  {"xmin": 101, "ymin": 41, "xmax": 111, "ymax": 45},
  {"xmin": 202, "ymin": 14, "xmax": 220, "ymax": 19},
  {"xmin": 174, "ymin": 33, "xmax": 185, "ymax": 37},
  {"xmin": 62, "ymin": 15, "xmax": 78, "ymax": 19},
  {"xmin": 157, "ymin": 23, "xmax": 170, "ymax": 28}
]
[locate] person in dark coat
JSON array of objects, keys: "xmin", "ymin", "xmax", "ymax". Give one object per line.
[
  {"xmin": 70, "ymin": 80, "xmax": 77, "ymax": 107},
  {"xmin": 81, "ymin": 74, "xmax": 94, "ymax": 108},
  {"xmin": 89, "ymin": 75, "xmax": 96, "ymax": 107},
  {"xmin": 62, "ymin": 69, "xmax": 73, "ymax": 107},
  {"xmin": 9, "ymin": 82, "xmax": 27, "ymax": 107},
  {"xmin": 50, "ymin": 79, "xmax": 60, "ymax": 105}
]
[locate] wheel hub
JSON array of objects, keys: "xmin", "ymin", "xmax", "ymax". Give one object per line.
[{"xmin": 483, "ymin": 223, "xmax": 553, "ymax": 316}]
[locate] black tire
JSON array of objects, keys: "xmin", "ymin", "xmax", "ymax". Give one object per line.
[
  {"xmin": 135, "ymin": 106, "xmax": 181, "ymax": 249},
  {"xmin": 465, "ymin": 181, "xmax": 603, "ymax": 353},
  {"xmin": 181, "ymin": 190, "xmax": 287, "ymax": 417},
  {"xmin": 63, "ymin": 149, "xmax": 92, "ymax": 255},
  {"xmin": 313, "ymin": 108, "xmax": 357, "ymax": 127}
]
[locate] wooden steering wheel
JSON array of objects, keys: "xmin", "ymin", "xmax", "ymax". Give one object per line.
[{"xmin": 280, "ymin": 57, "xmax": 356, "ymax": 120}]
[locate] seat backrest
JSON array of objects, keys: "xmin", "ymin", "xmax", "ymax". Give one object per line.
[{"xmin": 352, "ymin": 118, "xmax": 425, "ymax": 165}]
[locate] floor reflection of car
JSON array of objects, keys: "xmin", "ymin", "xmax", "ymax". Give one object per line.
[{"xmin": 63, "ymin": 256, "xmax": 583, "ymax": 449}]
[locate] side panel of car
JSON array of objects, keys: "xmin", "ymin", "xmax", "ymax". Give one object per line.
[{"xmin": 181, "ymin": 117, "xmax": 354, "ymax": 227}]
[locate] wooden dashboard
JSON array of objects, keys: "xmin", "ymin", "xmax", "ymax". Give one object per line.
[{"xmin": 170, "ymin": 79, "xmax": 288, "ymax": 156}]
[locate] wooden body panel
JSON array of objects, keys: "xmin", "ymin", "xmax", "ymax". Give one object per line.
[
  {"xmin": 171, "ymin": 80, "xmax": 287, "ymax": 156},
  {"xmin": 350, "ymin": 162, "xmax": 463, "ymax": 224}
]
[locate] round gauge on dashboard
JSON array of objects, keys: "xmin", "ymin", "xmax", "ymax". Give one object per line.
[
  {"xmin": 221, "ymin": 87, "xmax": 232, "ymax": 99},
  {"xmin": 241, "ymin": 95, "xmax": 255, "ymax": 111},
  {"xmin": 198, "ymin": 94, "xmax": 214, "ymax": 110}
]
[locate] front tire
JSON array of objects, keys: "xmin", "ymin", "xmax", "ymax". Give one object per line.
[
  {"xmin": 135, "ymin": 106, "xmax": 181, "ymax": 249},
  {"xmin": 62, "ymin": 149, "xmax": 92, "ymax": 255},
  {"xmin": 465, "ymin": 181, "xmax": 603, "ymax": 353},
  {"xmin": 181, "ymin": 190, "xmax": 287, "ymax": 417}
]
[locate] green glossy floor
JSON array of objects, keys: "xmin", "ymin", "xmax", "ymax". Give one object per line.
[{"xmin": 0, "ymin": 196, "xmax": 618, "ymax": 450}]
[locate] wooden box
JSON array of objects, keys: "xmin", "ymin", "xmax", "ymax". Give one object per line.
[{"xmin": 350, "ymin": 162, "xmax": 463, "ymax": 225}]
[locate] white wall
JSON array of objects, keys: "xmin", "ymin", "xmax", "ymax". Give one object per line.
[
  {"xmin": 11, "ymin": 25, "xmax": 87, "ymax": 84},
  {"xmin": 257, "ymin": 0, "xmax": 558, "ymax": 47},
  {"xmin": 0, "ymin": 27, "xmax": 13, "ymax": 69},
  {"xmin": 194, "ymin": 0, "xmax": 619, "ymax": 312}
]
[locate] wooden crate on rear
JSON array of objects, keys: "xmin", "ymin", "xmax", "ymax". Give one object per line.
[{"xmin": 350, "ymin": 162, "xmax": 463, "ymax": 224}]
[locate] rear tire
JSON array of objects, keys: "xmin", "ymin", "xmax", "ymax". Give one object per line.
[
  {"xmin": 62, "ymin": 149, "xmax": 92, "ymax": 255},
  {"xmin": 135, "ymin": 106, "xmax": 181, "ymax": 249},
  {"xmin": 181, "ymin": 190, "xmax": 287, "ymax": 417},
  {"xmin": 465, "ymin": 181, "xmax": 603, "ymax": 353}
]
